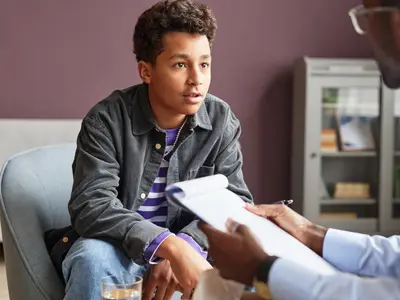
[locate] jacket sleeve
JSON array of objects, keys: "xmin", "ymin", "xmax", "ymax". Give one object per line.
[
  {"xmin": 178, "ymin": 108, "xmax": 253, "ymax": 250},
  {"xmin": 69, "ymin": 115, "xmax": 168, "ymax": 265}
]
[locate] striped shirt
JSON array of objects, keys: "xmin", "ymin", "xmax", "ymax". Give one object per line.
[
  {"xmin": 139, "ymin": 126, "xmax": 208, "ymax": 263},
  {"xmin": 137, "ymin": 128, "xmax": 179, "ymax": 227}
]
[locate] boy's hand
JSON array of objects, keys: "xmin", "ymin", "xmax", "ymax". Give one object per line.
[
  {"xmin": 156, "ymin": 236, "xmax": 212, "ymax": 299},
  {"xmin": 143, "ymin": 259, "xmax": 180, "ymax": 300}
]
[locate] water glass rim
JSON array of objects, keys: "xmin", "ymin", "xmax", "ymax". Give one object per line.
[{"xmin": 101, "ymin": 275, "xmax": 143, "ymax": 287}]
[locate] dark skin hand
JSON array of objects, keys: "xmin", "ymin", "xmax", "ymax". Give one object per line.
[
  {"xmin": 198, "ymin": 203, "xmax": 329, "ymax": 286},
  {"xmin": 143, "ymin": 260, "xmax": 181, "ymax": 300},
  {"xmin": 244, "ymin": 203, "xmax": 328, "ymax": 256},
  {"xmin": 199, "ymin": 219, "xmax": 268, "ymax": 285}
]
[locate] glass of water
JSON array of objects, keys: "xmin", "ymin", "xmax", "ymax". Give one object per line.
[{"xmin": 101, "ymin": 275, "xmax": 142, "ymax": 300}]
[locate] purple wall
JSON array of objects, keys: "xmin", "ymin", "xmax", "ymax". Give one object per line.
[{"xmin": 1, "ymin": 0, "xmax": 373, "ymax": 202}]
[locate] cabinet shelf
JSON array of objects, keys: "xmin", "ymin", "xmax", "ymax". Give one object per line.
[
  {"xmin": 322, "ymin": 103, "xmax": 378, "ymax": 109},
  {"xmin": 320, "ymin": 198, "xmax": 376, "ymax": 205},
  {"xmin": 321, "ymin": 151, "xmax": 376, "ymax": 157},
  {"xmin": 322, "ymin": 103, "xmax": 379, "ymax": 117}
]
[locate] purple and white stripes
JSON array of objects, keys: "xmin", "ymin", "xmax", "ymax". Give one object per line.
[{"xmin": 137, "ymin": 128, "xmax": 178, "ymax": 227}]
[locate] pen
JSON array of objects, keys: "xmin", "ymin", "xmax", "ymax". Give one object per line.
[{"xmin": 273, "ymin": 199, "xmax": 293, "ymax": 206}]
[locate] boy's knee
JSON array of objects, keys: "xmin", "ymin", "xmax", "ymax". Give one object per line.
[
  {"xmin": 73, "ymin": 238, "xmax": 118, "ymax": 263},
  {"xmin": 62, "ymin": 236, "xmax": 147, "ymax": 287},
  {"xmin": 63, "ymin": 238, "xmax": 123, "ymax": 276},
  {"xmin": 79, "ymin": 238, "xmax": 118, "ymax": 259}
]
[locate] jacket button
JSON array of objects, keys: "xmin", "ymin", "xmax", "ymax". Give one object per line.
[
  {"xmin": 62, "ymin": 237, "xmax": 69, "ymax": 243},
  {"xmin": 155, "ymin": 143, "xmax": 161, "ymax": 150},
  {"xmin": 140, "ymin": 193, "xmax": 146, "ymax": 199}
]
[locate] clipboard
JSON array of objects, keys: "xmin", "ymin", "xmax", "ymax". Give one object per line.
[{"xmin": 165, "ymin": 174, "xmax": 337, "ymax": 276}]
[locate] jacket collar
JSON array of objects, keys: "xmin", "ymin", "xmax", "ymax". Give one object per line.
[{"xmin": 131, "ymin": 83, "xmax": 212, "ymax": 135}]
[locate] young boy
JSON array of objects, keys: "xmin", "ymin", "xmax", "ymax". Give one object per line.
[{"xmin": 61, "ymin": 0, "xmax": 253, "ymax": 299}]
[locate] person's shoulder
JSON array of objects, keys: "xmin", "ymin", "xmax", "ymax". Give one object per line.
[
  {"xmin": 203, "ymin": 92, "xmax": 230, "ymax": 113},
  {"xmin": 83, "ymin": 84, "xmax": 141, "ymax": 125},
  {"xmin": 203, "ymin": 92, "xmax": 240, "ymax": 129}
]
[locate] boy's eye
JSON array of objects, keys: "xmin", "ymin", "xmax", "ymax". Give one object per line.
[
  {"xmin": 201, "ymin": 63, "xmax": 210, "ymax": 68},
  {"xmin": 175, "ymin": 63, "xmax": 186, "ymax": 68}
]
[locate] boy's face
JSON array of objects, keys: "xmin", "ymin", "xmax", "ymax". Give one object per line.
[
  {"xmin": 364, "ymin": 0, "xmax": 400, "ymax": 87},
  {"xmin": 143, "ymin": 32, "xmax": 212, "ymax": 119}
]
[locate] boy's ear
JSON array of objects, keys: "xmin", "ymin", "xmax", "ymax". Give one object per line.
[{"xmin": 138, "ymin": 61, "xmax": 152, "ymax": 84}]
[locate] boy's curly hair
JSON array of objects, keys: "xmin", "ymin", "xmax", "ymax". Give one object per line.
[{"xmin": 133, "ymin": 0, "xmax": 217, "ymax": 64}]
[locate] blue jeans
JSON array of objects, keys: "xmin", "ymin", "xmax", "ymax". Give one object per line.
[{"xmin": 62, "ymin": 237, "xmax": 183, "ymax": 300}]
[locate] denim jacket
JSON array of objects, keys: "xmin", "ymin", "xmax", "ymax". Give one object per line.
[{"xmin": 69, "ymin": 83, "xmax": 253, "ymax": 265}]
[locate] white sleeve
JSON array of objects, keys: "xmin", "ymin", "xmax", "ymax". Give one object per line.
[
  {"xmin": 268, "ymin": 258, "xmax": 400, "ymax": 300},
  {"xmin": 323, "ymin": 229, "xmax": 400, "ymax": 278}
]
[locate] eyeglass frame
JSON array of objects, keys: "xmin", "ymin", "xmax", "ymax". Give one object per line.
[{"xmin": 348, "ymin": 4, "xmax": 400, "ymax": 35}]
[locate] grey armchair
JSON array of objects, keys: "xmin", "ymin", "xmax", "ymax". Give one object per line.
[{"xmin": 0, "ymin": 143, "xmax": 76, "ymax": 300}]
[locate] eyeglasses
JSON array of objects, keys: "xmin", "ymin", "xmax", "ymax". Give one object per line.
[{"xmin": 348, "ymin": 5, "xmax": 400, "ymax": 35}]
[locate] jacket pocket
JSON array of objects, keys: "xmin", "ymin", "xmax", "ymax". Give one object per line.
[{"xmin": 188, "ymin": 165, "xmax": 215, "ymax": 179}]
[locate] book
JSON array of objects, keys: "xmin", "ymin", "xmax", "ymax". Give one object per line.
[
  {"xmin": 320, "ymin": 129, "xmax": 338, "ymax": 152},
  {"xmin": 166, "ymin": 174, "xmax": 337, "ymax": 276},
  {"xmin": 333, "ymin": 182, "xmax": 370, "ymax": 199}
]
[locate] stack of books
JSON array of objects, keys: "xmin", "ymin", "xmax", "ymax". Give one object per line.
[{"xmin": 321, "ymin": 129, "xmax": 338, "ymax": 152}]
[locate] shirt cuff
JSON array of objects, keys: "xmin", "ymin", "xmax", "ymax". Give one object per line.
[
  {"xmin": 177, "ymin": 233, "xmax": 208, "ymax": 259},
  {"xmin": 323, "ymin": 228, "xmax": 367, "ymax": 273},
  {"xmin": 268, "ymin": 258, "xmax": 324, "ymax": 300},
  {"xmin": 143, "ymin": 231, "xmax": 175, "ymax": 264}
]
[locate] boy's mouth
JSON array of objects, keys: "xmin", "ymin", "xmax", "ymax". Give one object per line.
[
  {"xmin": 183, "ymin": 92, "xmax": 202, "ymax": 97},
  {"xmin": 183, "ymin": 92, "xmax": 203, "ymax": 104}
]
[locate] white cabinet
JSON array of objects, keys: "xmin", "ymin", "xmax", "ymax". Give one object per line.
[{"xmin": 291, "ymin": 57, "xmax": 399, "ymax": 234}]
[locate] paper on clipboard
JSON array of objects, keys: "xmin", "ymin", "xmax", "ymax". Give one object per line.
[{"xmin": 166, "ymin": 174, "xmax": 337, "ymax": 276}]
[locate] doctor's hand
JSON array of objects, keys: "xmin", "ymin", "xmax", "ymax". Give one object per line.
[
  {"xmin": 245, "ymin": 203, "xmax": 328, "ymax": 256},
  {"xmin": 199, "ymin": 219, "xmax": 270, "ymax": 285}
]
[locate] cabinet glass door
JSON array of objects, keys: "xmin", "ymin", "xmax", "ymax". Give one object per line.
[
  {"xmin": 391, "ymin": 90, "xmax": 400, "ymax": 227},
  {"xmin": 313, "ymin": 77, "xmax": 381, "ymax": 233},
  {"xmin": 377, "ymin": 85, "xmax": 400, "ymax": 233}
]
